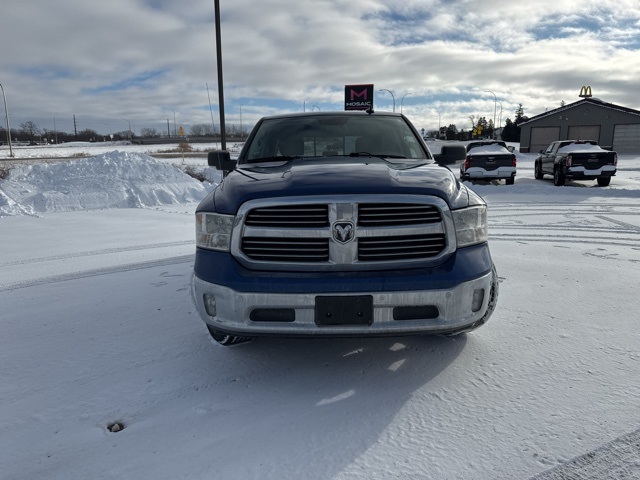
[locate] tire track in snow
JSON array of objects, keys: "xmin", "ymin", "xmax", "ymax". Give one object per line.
[
  {"xmin": 0, "ymin": 255, "xmax": 194, "ymax": 292},
  {"xmin": 487, "ymin": 202, "xmax": 640, "ymax": 250},
  {"xmin": 0, "ymin": 240, "xmax": 194, "ymax": 268}
]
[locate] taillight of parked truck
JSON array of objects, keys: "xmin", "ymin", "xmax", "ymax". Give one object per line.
[{"xmin": 511, "ymin": 154, "xmax": 516, "ymax": 167}]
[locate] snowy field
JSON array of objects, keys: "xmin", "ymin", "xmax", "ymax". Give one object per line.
[{"xmin": 1, "ymin": 142, "xmax": 639, "ymax": 479}]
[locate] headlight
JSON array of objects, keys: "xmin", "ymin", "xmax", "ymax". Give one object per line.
[
  {"xmin": 196, "ymin": 212, "xmax": 235, "ymax": 251},
  {"xmin": 452, "ymin": 205, "xmax": 488, "ymax": 248}
]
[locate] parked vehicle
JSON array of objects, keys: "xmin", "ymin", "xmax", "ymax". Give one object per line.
[
  {"xmin": 534, "ymin": 140, "xmax": 617, "ymax": 186},
  {"xmin": 193, "ymin": 111, "xmax": 499, "ymax": 346},
  {"xmin": 459, "ymin": 141, "xmax": 516, "ymax": 185}
]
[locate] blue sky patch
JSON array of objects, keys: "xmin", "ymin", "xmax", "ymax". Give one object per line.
[{"xmin": 83, "ymin": 70, "xmax": 169, "ymax": 95}]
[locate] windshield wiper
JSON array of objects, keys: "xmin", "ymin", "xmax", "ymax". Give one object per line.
[{"xmin": 244, "ymin": 155, "xmax": 302, "ymax": 164}]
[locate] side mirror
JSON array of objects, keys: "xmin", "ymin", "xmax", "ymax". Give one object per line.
[
  {"xmin": 433, "ymin": 145, "xmax": 466, "ymax": 165},
  {"xmin": 507, "ymin": 146, "xmax": 515, "ymax": 152},
  {"xmin": 207, "ymin": 150, "xmax": 236, "ymax": 171}
]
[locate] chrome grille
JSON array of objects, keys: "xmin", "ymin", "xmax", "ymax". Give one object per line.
[
  {"xmin": 233, "ymin": 195, "xmax": 455, "ymax": 271},
  {"xmin": 358, "ymin": 203, "xmax": 441, "ymax": 226},
  {"xmin": 358, "ymin": 234, "xmax": 447, "ymax": 261}
]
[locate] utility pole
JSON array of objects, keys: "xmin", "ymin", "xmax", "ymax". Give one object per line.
[
  {"xmin": 214, "ymin": 0, "xmax": 226, "ymax": 150},
  {"xmin": 73, "ymin": 114, "xmax": 78, "ymax": 141}
]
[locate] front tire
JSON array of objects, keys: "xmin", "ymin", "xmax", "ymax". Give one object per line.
[
  {"xmin": 553, "ymin": 167, "xmax": 566, "ymax": 186},
  {"xmin": 597, "ymin": 177, "xmax": 611, "ymax": 187},
  {"xmin": 534, "ymin": 161, "xmax": 544, "ymax": 180}
]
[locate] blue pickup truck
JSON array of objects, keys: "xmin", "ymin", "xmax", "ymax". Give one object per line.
[{"xmin": 192, "ymin": 111, "xmax": 498, "ymax": 346}]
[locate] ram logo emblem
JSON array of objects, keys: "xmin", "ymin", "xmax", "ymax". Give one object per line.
[{"xmin": 333, "ymin": 221, "xmax": 354, "ymax": 243}]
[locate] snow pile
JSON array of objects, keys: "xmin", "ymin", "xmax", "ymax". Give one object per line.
[
  {"xmin": 0, "ymin": 151, "xmax": 214, "ymax": 217},
  {"xmin": 467, "ymin": 143, "xmax": 511, "ymax": 155},
  {"xmin": 557, "ymin": 142, "xmax": 608, "ymax": 153}
]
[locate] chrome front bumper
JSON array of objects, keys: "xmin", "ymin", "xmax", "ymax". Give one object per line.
[{"xmin": 192, "ymin": 270, "xmax": 495, "ymax": 337}]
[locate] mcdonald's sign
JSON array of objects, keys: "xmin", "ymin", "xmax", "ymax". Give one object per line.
[
  {"xmin": 344, "ymin": 84, "xmax": 374, "ymax": 111},
  {"xmin": 579, "ymin": 85, "xmax": 592, "ymax": 98}
]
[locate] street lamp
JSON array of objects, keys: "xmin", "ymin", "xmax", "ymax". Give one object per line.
[
  {"xmin": 0, "ymin": 83, "xmax": 14, "ymax": 157},
  {"xmin": 123, "ymin": 117, "xmax": 132, "ymax": 140},
  {"xmin": 379, "ymin": 89, "xmax": 396, "ymax": 112},
  {"xmin": 170, "ymin": 109, "xmax": 177, "ymax": 137},
  {"xmin": 206, "ymin": 83, "xmax": 216, "ymax": 138},
  {"xmin": 400, "ymin": 92, "xmax": 412, "ymax": 113},
  {"xmin": 484, "ymin": 90, "xmax": 497, "ymax": 139},
  {"xmin": 497, "ymin": 101, "xmax": 503, "ymax": 139},
  {"xmin": 312, "ymin": 104, "xmax": 320, "ymax": 111}
]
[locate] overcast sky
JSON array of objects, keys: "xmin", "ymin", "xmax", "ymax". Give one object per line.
[{"xmin": 1, "ymin": 0, "xmax": 639, "ymax": 137}]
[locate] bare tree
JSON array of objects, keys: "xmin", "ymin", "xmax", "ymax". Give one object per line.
[
  {"xmin": 140, "ymin": 127, "xmax": 159, "ymax": 138},
  {"xmin": 20, "ymin": 121, "xmax": 40, "ymax": 145}
]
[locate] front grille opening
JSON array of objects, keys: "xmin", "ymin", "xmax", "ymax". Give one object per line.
[
  {"xmin": 358, "ymin": 203, "xmax": 442, "ymax": 226},
  {"xmin": 242, "ymin": 237, "xmax": 329, "ymax": 262},
  {"xmin": 358, "ymin": 234, "xmax": 446, "ymax": 261},
  {"xmin": 393, "ymin": 305, "xmax": 439, "ymax": 321},
  {"xmin": 250, "ymin": 308, "xmax": 296, "ymax": 322},
  {"xmin": 245, "ymin": 204, "xmax": 329, "ymax": 227}
]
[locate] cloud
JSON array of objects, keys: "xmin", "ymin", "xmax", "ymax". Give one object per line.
[{"xmin": 1, "ymin": 0, "xmax": 639, "ymax": 135}]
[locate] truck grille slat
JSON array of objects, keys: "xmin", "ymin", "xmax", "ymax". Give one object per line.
[
  {"xmin": 245, "ymin": 205, "xmax": 329, "ymax": 227},
  {"xmin": 358, "ymin": 203, "xmax": 441, "ymax": 226},
  {"xmin": 242, "ymin": 237, "xmax": 329, "ymax": 262},
  {"xmin": 359, "ymin": 235, "xmax": 446, "ymax": 260}
]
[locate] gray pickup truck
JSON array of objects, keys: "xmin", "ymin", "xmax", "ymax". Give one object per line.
[
  {"xmin": 459, "ymin": 141, "xmax": 517, "ymax": 185},
  {"xmin": 534, "ymin": 140, "xmax": 617, "ymax": 186}
]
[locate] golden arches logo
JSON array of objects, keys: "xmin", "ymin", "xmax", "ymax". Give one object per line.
[{"xmin": 579, "ymin": 86, "xmax": 592, "ymax": 97}]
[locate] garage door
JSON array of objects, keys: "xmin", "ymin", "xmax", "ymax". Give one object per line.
[
  {"xmin": 530, "ymin": 127, "xmax": 560, "ymax": 154},
  {"xmin": 613, "ymin": 124, "xmax": 640, "ymax": 154},
  {"xmin": 567, "ymin": 125, "xmax": 600, "ymax": 143}
]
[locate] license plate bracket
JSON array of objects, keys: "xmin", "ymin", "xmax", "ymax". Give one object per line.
[{"xmin": 315, "ymin": 295, "xmax": 373, "ymax": 326}]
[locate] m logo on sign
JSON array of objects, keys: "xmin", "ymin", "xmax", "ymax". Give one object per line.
[
  {"xmin": 579, "ymin": 85, "xmax": 592, "ymax": 98},
  {"xmin": 344, "ymin": 84, "xmax": 374, "ymax": 111}
]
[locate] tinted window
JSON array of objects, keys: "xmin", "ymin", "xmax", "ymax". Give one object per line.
[{"xmin": 241, "ymin": 114, "xmax": 428, "ymax": 163}]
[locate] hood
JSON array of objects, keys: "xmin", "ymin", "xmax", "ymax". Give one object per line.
[{"xmin": 200, "ymin": 158, "xmax": 470, "ymax": 213}]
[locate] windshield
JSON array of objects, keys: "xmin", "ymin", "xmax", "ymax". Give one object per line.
[{"xmin": 240, "ymin": 114, "xmax": 430, "ymax": 164}]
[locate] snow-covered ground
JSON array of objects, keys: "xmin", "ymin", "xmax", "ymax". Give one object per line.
[{"xmin": 1, "ymin": 142, "xmax": 639, "ymax": 479}]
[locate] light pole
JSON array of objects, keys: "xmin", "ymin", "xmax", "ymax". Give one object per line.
[
  {"xmin": 170, "ymin": 109, "xmax": 177, "ymax": 137},
  {"xmin": 206, "ymin": 83, "xmax": 216, "ymax": 137},
  {"xmin": 312, "ymin": 104, "xmax": 320, "ymax": 111},
  {"xmin": 436, "ymin": 110, "xmax": 441, "ymax": 139},
  {"xmin": 53, "ymin": 115, "xmax": 58, "ymax": 144},
  {"xmin": 123, "ymin": 117, "xmax": 132, "ymax": 140},
  {"xmin": 103, "ymin": 123, "xmax": 112, "ymax": 140},
  {"xmin": 484, "ymin": 90, "xmax": 497, "ymax": 139},
  {"xmin": 497, "ymin": 101, "xmax": 503, "ymax": 139},
  {"xmin": 0, "ymin": 83, "xmax": 14, "ymax": 157},
  {"xmin": 379, "ymin": 89, "xmax": 396, "ymax": 112},
  {"xmin": 400, "ymin": 92, "xmax": 412, "ymax": 113}
]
